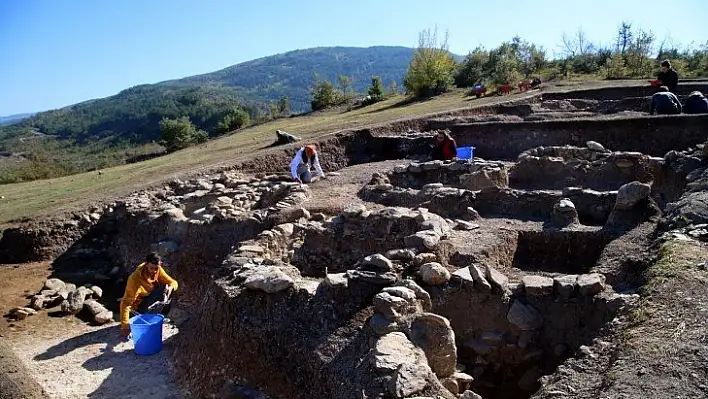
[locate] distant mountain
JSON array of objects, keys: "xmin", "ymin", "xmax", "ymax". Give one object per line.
[
  {"xmin": 0, "ymin": 46, "xmax": 425, "ymax": 147},
  {"xmin": 0, "ymin": 112, "xmax": 34, "ymax": 126}
]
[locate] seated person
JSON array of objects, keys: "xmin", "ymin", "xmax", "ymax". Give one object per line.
[
  {"xmin": 684, "ymin": 91, "xmax": 708, "ymax": 114},
  {"xmin": 429, "ymin": 131, "xmax": 457, "ymax": 161},
  {"xmin": 290, "ymin": 144, "xmax": 325, "ymax": 184},
  {"xmin": 119, "ymin": 252, "xmax": 178, "ymax": 339},
  {"xmin": 656, "ymin": 60, "xmax": 679, "ymax": 93},
  {"xmin": 650, "ymin": 86, "xmax": 682, "ymax": 115}
]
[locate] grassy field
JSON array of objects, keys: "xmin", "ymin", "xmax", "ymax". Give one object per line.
[
  {"xmin": 0, "ymin": 80, "xmax": 651, "ymax": 226},
  {"xmin": 0, "ymin": 89, "xmax": 521, "ymax": 226}
]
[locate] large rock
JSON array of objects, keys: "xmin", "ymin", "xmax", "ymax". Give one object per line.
[
  {"xmin": 416, "ymin": 212, "xmax": 451, "ymax": 237},
  {"xmin": 404, "ymin": 230, "xmax": 441, "ymax": 250},
  {"xmin": 615, "ymin": 181, "xmax": 651, "ymax": 210},
  {"xmin": 373, "ymin": 292, "xmax": 415, "ymax": 321},
  {"xmin": 586, "ymin": 141, "xmax": 606, "ymax": 152},
  {"xmin": 419, "ymin": 262, "xmax": 451, "ymax": 285},
  {"xmin": 395, "ymin": 279, "xmax": 432, "ymax": 312},
  {"xmin": 551, "ymin": 198, "xmax": 579, "ymax": 227},
  {"xmin": 521, "ymin": 275, "xmax": 554, "ymax": 296},
  {"xmin": 84, "ymin": 299, "xmax": 113, "ymax": 325},
  {"xmin": 484, "ymin": 265, "xmax": 509, "ymax": 293},
  {"xmin": 409, "ymin": 313, "xmax": 457, "ymax": 378},
  {"xmin": 373, "ymin": 332, "xmax": 419, "ymax": 372},
  {"xmin": 469, "ymin": 265, "xmax": 492, "ymax": 291},
  {"xmin": 363, "ymin": 254, "xmax": 394, "ymax": 271},
  {"xmin": 553, "ymin": 275, "xmax": 578, "ymax": 299},
  {"xmin": 459, "ymin": 168, "xmax": 508, "ymax": 191},
  {"xmin": 390, "ymin": 362, "xmax": 430, "ymax": 398},
  {"xmin": 507, "ymin": 300, "xmax": 543, "ymax": 330},
  {"xmin": 577, "ymin": 273, "xmax": 606, "ymax": 296},
  {"xmin": 243, "ymin": 267, "xmax": 295, "ymax": 293},
  {"xmin": 385, "ymin": 249, "xmax": 416, "ymax": 261},
  {"xmin": 43, "ymin": 278, "xmax": 66, "ymax": 292},
  {"xmin": 370, "ymin": 313, "xmax": 401, "ymax": 336},
  {"xmin": 275, "ymin": 130, "xmax": 301, "ymax": 145},
  {"xmin": 60, "ymin": 287, "xmax": 92, "ymax": 315}
]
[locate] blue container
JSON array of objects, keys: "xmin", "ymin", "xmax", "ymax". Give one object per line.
[
  {"xmin": 129, "ymin": 313, "xmax": 164, "ymax": 355},
  {"xmin": 456, "ymin": 146, "xmax": 475, "ymax": 160}
]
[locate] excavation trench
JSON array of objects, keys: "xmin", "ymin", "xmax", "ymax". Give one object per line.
[{"xmin": 2, "ymin": 88, "xmax": 707, "ymax": 398}]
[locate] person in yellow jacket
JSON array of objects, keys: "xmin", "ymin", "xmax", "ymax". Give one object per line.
[{"xmin": 119, "ymin": 252, "xmax": 178, "ymax": 339}]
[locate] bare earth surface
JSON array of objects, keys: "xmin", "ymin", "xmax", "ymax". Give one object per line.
[{"xmin": 0, "ymin": 263, "xmax": 185, "ymax": 399}]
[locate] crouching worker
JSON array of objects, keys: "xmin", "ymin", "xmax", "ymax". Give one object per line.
[
  {"xmin": 684, "ymin": 91, "xmax": 708, "ymax": 114},
  {"xmin": 650, "ymin": 86, "xmax": 682, "ymax": 115},
  {"xmin": 290, "ymin": 144, "xmax": 325, "ymax": 184},
  {"xmin": 119, "ymin": 252, "xmax": 178, "ymax": 339},
  {"xmin": 429, "ymin": 131, "xmax": 458, "ymax": 161}
]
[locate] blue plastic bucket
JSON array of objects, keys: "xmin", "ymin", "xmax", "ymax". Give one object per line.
[
  {"xmin": 456, "ymin": 146, "xmax": 475, "ymax": 160},
  {"xmin": 129, "ymin": 313, "xmax": 164, "ymax": 356}
]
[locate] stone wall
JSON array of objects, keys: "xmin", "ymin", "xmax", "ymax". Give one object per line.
[{"xmin": 447, "ymin": 114, "xmax": 708, "ymax": 160}]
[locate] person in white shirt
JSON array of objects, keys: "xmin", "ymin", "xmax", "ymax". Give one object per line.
[{"xmin": 290, "ymin": 144, "xmax": 325, "ymax": 183}]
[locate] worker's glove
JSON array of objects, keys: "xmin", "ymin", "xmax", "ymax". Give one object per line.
[{"xmin": 164, "ymin": 286, "xmax": 174, "ymax": 301}]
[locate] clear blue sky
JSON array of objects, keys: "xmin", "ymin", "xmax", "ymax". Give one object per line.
[{"xmin": 1, "ymin": 0, "xmax": 705, "ymax": 116}]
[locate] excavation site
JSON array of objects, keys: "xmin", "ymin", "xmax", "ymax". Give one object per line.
[{"xmin": 2, "ymin": 84, "xmax": 708, "ymax": 399}]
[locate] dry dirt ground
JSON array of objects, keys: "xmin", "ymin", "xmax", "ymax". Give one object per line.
[{"xmin": 0, "ymin": 264, "xmax": 186, "ymax": 398}]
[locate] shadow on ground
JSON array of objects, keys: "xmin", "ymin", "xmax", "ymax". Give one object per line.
[{"xmin": 34, "ymin": 324, "xmax": 182, "ymax": 398}]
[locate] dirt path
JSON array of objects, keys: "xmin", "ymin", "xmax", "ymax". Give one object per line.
[{"xmin": 0, "ymin": 263, "xmax": 185, "ymax": 399}]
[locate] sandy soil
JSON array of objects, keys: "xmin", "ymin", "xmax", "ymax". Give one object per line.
[{"xmin": 0, "ymin": 263, "xmax": 186, "ymax": 399}]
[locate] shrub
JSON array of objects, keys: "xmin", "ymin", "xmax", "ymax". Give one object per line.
[
  {"xmin": 159, "ymin": 117, "xmax": 207, "ymax": 153},
  {"xmin": 403, "ymin": 27, "xmax": 457, "ymax": 98}
]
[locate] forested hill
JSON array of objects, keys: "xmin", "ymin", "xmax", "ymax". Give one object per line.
[
  {"xmin": 0, "ymin": 46, "xmax": 416, "ymax": 147},
  {"xmin": 169, "ymin": 46, "xmax": 417, "ymax": 110}
]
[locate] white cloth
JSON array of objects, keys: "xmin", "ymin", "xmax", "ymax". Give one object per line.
[{"xmin": 290, "ymin": 147, "xmax": 324, "ymax": 180}]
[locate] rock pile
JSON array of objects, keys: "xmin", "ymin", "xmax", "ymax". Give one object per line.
[
  {"xmin": 370, "ymin": 279, "xmax": 478, "ymax": 397},
  {"xmin": 22, "ymin": 278, "xmax": 113, "ymax": 325}
]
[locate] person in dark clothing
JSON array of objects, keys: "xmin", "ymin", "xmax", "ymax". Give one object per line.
[
  {"xmin": 429, "ymin": 131, "xmax": 457, "ymax": 161},
  {"xmin": 684, "ymin": 91, "xmax": 708, "ymax": 114},
  {"xmin": 650, "ymin": 86, "xmax": 682, "ymax": 115},
  {"xmin": 657, "ymin": 60, "xmax": 679, "ymax": 93}
]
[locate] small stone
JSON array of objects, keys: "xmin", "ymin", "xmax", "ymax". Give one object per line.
[
  {"xmin": 363, "ymin": 254, "xmax": 393, "ymax": 271},
  {"xmin": 393, "ymin": 165, "xmax": 407, "ymax": 174},
  {"xmin": 343, "ymin": 203, "xmax": 367, "ymax": 217},
  {"xmin": 466, "ymin": 207, "xmax": 481, "ymax": 220},
  {"xmin": 375, "ymin": 184, "xmax": 394, "ymax": 191},
  {"xmin": 238, "ymin": 244, "xmax": 266, "ymax": 255},
  {"xmin": 413, "ymin": 252, "xmax": 438, "ymax": 266},
  {"xmin": 521, "ymin": 275, "xmax": 554, "ymax": 296},
  {"xmin": 577, "ymin": 273, "xmax": 605, "ymax": 296},
  {"xmin": 385, "ymin": 249, "xmax": 416, "ymax": 261},
  {"xmin": 422, "ymin": 182, "xmax": 444, "ymax": 191},
  {"xmin": 94, "ymin": 311, "xmax": 114, "ymax": 325},
  {"xmin": 216, "ymin": 196, "xmax": 233, "ymax": 205},
  {"xmin": 586, "ymin": 141, "xmax": 606, "ymax": 152},
  {"xmin": 419, "ymin": 262, "xmax": 451, "ymax": 285},
  {"xmin": 455, "ymin": 220, "xmax": 480, "ymax": 231},
  {"xmin": 311, "ymin": 212, "xmax": 326, "ymax": 222},
  {"xmin": 90, "ymin": 286, "xmax": 103, "ymax": 298}
]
